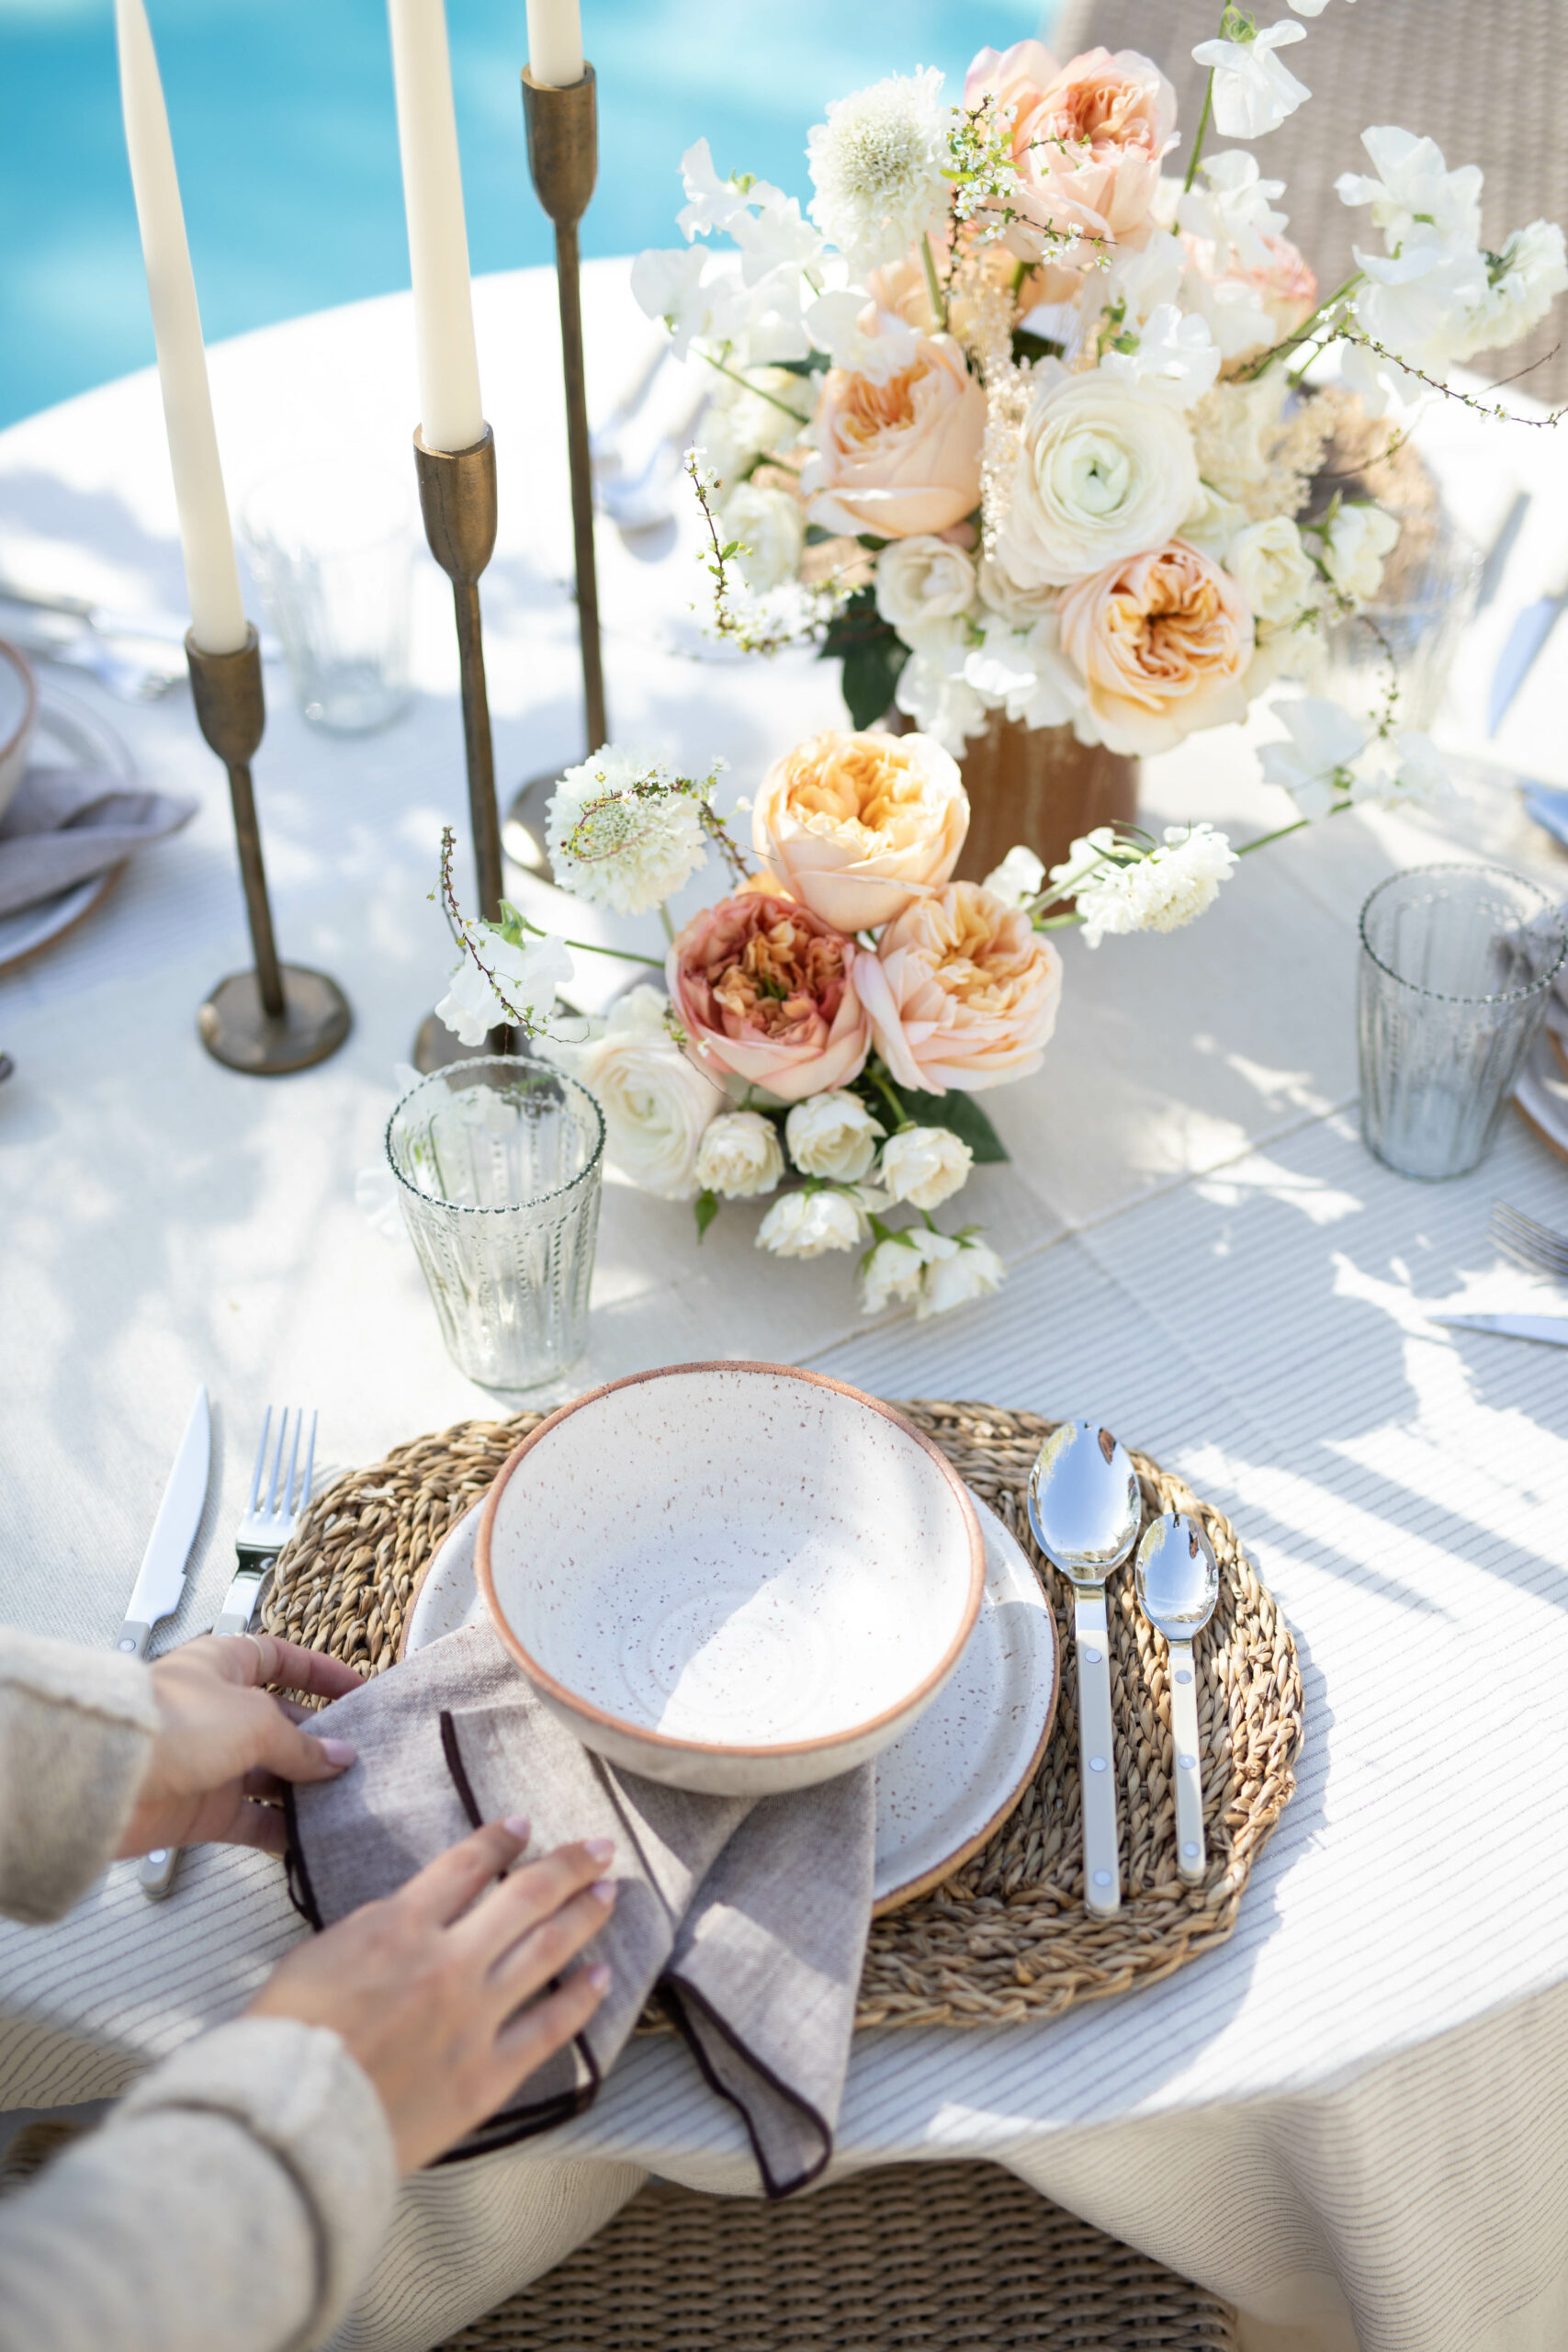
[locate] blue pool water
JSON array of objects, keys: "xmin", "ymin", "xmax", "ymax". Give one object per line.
[{"xmin": 0, "ymin": 0, "xmax": 1054, "ymax": 429}]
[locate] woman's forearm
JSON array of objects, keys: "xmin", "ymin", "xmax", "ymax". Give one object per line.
[{"xmin": 0, "ymin": 1629, "xmax": 158, "ymax": 1924}]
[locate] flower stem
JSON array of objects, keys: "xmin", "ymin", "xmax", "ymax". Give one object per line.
[
  {"xmin": 1181, "ymin": 63, "xmax": 1216, "ymax": 195},
  {"xmin": 659, "ymin": 904, "xmax": 676, "ymax": 945},
  {"xmin": 920, "ymin": 232, "xmax": 950, "ymax": 332},
  {"xmin": 1236, "ymin": 275, "xmax": 1363, "ymax": 381},
  {"xmin": 867, "ymin": 1067, "xmax": 912, "ymax": 1132},
  {"xmin": 696, "ymin": 348, "xmax": 810, "ymax": 424},
  {"xmin": 558, "ymin": 934, "xmax": 665, "ymax": 964}
]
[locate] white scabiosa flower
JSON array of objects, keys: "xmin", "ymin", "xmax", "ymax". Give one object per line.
[
  {"xmin": 695, "ymin": 1109, "xmax": 785, "ymax": 1199},
  {"xmin": 807, "ymin": 69, "xmax": 952, "ymax": 274},
  {"xmin": 1256, "ymin": 696, "xmax": 1368, "ymax": 820},
  {"xmin": 784, "ymin": 1091, "xmax": 885, "ymax": 1182},
  {"xmin": 756, "ymin": 1186, "xmax": 870, "ymax": 1259},
  {"xmin": 980, "ymin": 845, "xmax": 1045, "ymax": 911},
  {"xmin": 918, "ymin": 1233, "xmax": 1005, "ymax": 1319},
  {"xmin": 879, "ymin": 1126, "xmax": 974, "ymax": 1211},
  {"xmin": 1051, "ymin": 825, "xmax": 1238, "ymax": 948},
  {"xmin": 547, "ymin": 748, "xmax": 710, "ymax": 916}
]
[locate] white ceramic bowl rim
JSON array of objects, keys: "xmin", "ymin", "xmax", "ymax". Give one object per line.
[
  {"xmin": 476, "ymin": 1361, "xmax": 987, "ymax": 1760},
  {"xmin": 0, "ymin": 638, "xmax": 38, "ymax": 772}
]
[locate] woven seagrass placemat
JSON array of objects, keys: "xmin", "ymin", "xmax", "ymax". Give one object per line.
[{"xmin": 262, "ymin": 1398, "xmax": 1303, "ymax": 2030}]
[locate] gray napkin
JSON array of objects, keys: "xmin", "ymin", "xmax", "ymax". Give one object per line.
[
  {"xmin": 0, "ymin": 765, "xmax": 197, "ymax": 917},
  {"xmin": 286, "ymin": 1619, "xmax": 875, "ymax": 2196}
]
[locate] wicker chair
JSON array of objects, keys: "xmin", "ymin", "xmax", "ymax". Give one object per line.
[
  {"xmin": 1054, "ymin": 0, "xmax": 1568, "ymax": 401},
  {"xmin": 437, "ymin": 2164, "xmax": 1240, "ymax": 2351}
]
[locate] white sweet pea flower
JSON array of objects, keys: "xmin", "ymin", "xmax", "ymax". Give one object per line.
[
  {"xmin": 1091, "ymin": 232, "xmax": 1188, "ymax": 333},
  {"xmin": 802, "ymin": 288, "xmax": 919, "ymax": 384},
  {"xmin": 874, "ymin": 536, "xmax": 977, "ymax": 633},
  {"xmin": 695, "ymin": 1109, "xmax": 785, "ymax": 1198},
  {"xmin": 894, "ymin": 623, "xmax": 990, "ymax": 753},
  {"xmin": 859, "ymin": 1223, "xmax": 956, "ymax": 1315},
  {"xmin": 1320, "ymin": 503, "xmax": 1401, "ymax": 606},
  {"xmin": 730, "ymin": 189, "xmax": 826, "ymax": 288},
  {"xmin": 435, "ymin": 925, "xmax": 572, "ymax": 1046},
  {"xmin": 756, "ymin": 1185, "xmax": 872, "ymax": 1258},
  {"xmin": 964, "ymin": 612, "xmax": 1086, "ymax": 732},
  {"xmin": 980, "ymin": 844, "xmax": 1045, "ymax": 911},
  {"xmin": 676, "ymin": 141, "xmax": 771, "ymax": 241},
  {"xmin": 1052, "ymin": 824, "xmax": 1238, "ymax": 948},
  {"xmin": 879, "ymin": 1125, "xmax": 974, "ymax": 1210},
  {"xmin": 1224, "ymin": 515, "xmax": 1320, "ymax": 626},
  {"xmin": 1350, "ymin": 239, "xmax": 1489, "ymax": 373},
  {"xmin": 1336, "ymin": 127, "xmax": 1483, "ymax": 254},
  {"xmin": 1353, "ymin": 730, "xmax": 1455, "ymax": 811},
  {"xmin": 547, "ymin": 747, "xmax": 710, "ymax": 916},
  {"xmin": 1182, "ymin": 265, "xmax": 1278, "ymax": 361},
  {"xmin": 1177, "ymin": 153, "xmax": 1288, "ymax": 271},
  {"xmin": 631, "ymin": 245, "xmax": 716, "ymax": 356},
  {"xmin": 785, "ymin": 1091, "xmax": 885, "ymax": 1182},
  {"xmin": 718, "ymin": 481, "xmax": 806, "ymax": 594},
  {"xmin": 1100, "ymin": 303, "xmax": 1222, "ymax": 410},
  {"xmin": 548, "ymin": 984, "xmax": 723, "ymax": 1201},
  {"xmin": 807, "ymin": 68, "xmax": 951, "ymax": 274},
  {"xmin": 919, "ymin": 1233, "xmax": 1005, "ymax": 1319},
  {"xmin": 1191, "ymin": 22, "xmax": 1310, "ymax": 141},
  {"xmin": 1256, "ymin": 695, "xmax": 1368, "ymax": 819},
  {"xmin": 1288, "ymin": 0, "xmax": 1355, "ymax": 13},
  {"xmin": 434, "ymin": 957, "xmax": 508, "ymax": 1049},
  {"xmin": 1452, "ymin": 221, "xmax": 1568, "ymax": 360}
]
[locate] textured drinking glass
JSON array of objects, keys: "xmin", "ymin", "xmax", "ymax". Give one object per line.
[
  {"xmin": 1358, "ymin": 865, "xmax": 1566, "ymax": 1181},
  {"xmin": 387, "ymin": 1058, "xmax": 604, "ymax": 1388},
  {"xmin": 242, "ymin": 458, "xmax": 412, "ymax": 734}
]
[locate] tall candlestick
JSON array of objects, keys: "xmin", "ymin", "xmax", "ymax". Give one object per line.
[
  {"xmin": 386, "ymin": 0, "xmax": 485, "ymax": 456},
  {"xmin": 114, "ymin": 0, "xmax": 247, "ymax": 655},
  {"xmin": 525, "ymin": 0, "xmax": 583, "ymax": 88}
]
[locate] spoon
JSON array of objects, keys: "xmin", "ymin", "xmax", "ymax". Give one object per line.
[
  {"xmin": 1027, "ymin": 1420, "xmax": 1142, "ymax": 1917},
  {"xmin": 1134, "ymin": 1512, "xmax": 1220, "ymax": 1887}
]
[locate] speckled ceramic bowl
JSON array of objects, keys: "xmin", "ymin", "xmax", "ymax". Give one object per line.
[{"xmin": 476, "ymin": 1362, "xmax": 987, "ymax": 1795}]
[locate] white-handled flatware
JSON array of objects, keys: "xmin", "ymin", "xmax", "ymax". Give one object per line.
[
  {"xmin": 1134, "ymin": 1513, "xmax": 1220, "ymax": 1886},
  {"xmin": 1027, "ymin": 1420, "xmax": 1141, "ymax": 1918},
  {"xmin": 116, "ymin": 1386, "xmax": 210, "ymax": 1659},
  {"xmin": 1429, "ymin": 1311, "xmax": 1568, "ymax": 1347}
]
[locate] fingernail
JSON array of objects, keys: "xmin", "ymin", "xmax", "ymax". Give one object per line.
[
  {"xmin": 585, "ymin": 1837, "xmax": 614, "ymax": 1865},
  {"xmin": 586, "ymin": 1963, "xmax": 612, "ymax": 1994},
  {"xmin": 321, "ymin": 1739, "xmax": 356, "ymax": 1768},
  {"xmin": 591, "ymin": 1878, "xmax": 616, "ymax": 1906},
  {"xmin": 503, "ymin": 1815, "xmax": 531, "ymax": 1841}
]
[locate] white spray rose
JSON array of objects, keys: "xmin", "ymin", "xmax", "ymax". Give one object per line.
[
  {"xmin": 1178, "ymin": 481, "xmax": 1247, "ymax": 565},
  {"xmin": 719, "ymin": 481, "xmax": 806, "ymax": 594},
  {"xmin": 874, "ymin": 536, "xmax": 978, "ymax": 634},
  {"xmin": 695, "ymin": 1109, "xmax": 785, "ymax": 1198},
  {"xmin": 981, "ymin": 844, "xmax": 1045, "ymax": 910},
  {"xmin": 879, "ymin": 1125, "xmax": 974, "ymax": 1210},
  {"xmin": 756, "ymin": 1186, "xmax": 868, "ymax": 1258},
  {"xmin": 784, "ymin": 1091, "xmax": 885, "ymax": 1182},
  {"xmin": 919, "ymin": 1235, "xmax": 1006, "ymax": 1319},
  {"xmin": 549, "ymin": 984, "xmax": 722, "ymax": 1201},
  {"xmin": 992, "ymin": 373, "xmax": 1199, "ymax": 594},
  {"xmin": 1224, "ymin": 515, "xmax": 1320, "ymax": 626},
  {"xmin": 860, "ymin": 1225, "xmax": 955, "ymax": 1315},
  {"xmin": 1322, "ymin": 504, "xmax": 1400, "ymax": 606}
]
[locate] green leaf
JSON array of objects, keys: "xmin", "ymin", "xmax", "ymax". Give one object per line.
[
  {"xmin": 840, "ymin": 639, "xmax": 909, "ymax": 731},
  {"xmin": 877, "ymin": 1079, "xmax": 1009, "ymax": 1165},
  {"xmin": 774, "ymin": 352, "xmax": 831, "ymax": 378},
  {"xmin": 855, "ymin": 533, "xmax": 891, "ymax": 552},
  {"xmin": 1011, "ymin": 328, "xmax": 1065, "ymax": 366},
  {"xmin": 694, "ymin": 1190, "xmax": 719, "ymax": 1242},
  {"xmin": 803, "ymin": 524, "xmax": 835, "ymax": 547}
]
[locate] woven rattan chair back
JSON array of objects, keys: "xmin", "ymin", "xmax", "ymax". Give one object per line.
[
  {"xmin": 437, "ymin": 2163, "xmax": 1240, "ymax": 2351},
  {"xmin": 1052, "ymin": 0, "xmax": 1568, "ymax": 401}
]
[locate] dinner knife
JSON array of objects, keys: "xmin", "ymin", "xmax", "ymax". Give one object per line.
[
  {"xmin": 116, "ymin": 1386, "xmax": 211, "ymax": 1657},
  {"xmin": 1489, "ymin": 566, "xmax": 1568, "ymax": 737},
  {"xmin": 1429, "ymin": 1311, "xmax": 1568, "ymax": 1347}
]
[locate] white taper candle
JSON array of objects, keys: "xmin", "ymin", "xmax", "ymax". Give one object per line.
[
  {"xmin": 525, "ymin": 0, "xmax": 583, "ymax": 88},
  {"xmin": 114, "ymin": 0, "xmax": 247, "ymax": 656},
  {"xmin": 386, "ymin": 0, "xmax": 486, "ymax": 456}
]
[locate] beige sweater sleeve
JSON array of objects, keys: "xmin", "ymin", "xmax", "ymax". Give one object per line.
[{"xmin": 0, "ymin": 1630, "xmax": 399, "ymax": 2352}]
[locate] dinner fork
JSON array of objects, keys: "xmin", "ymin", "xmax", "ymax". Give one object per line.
[
  {"xmin": 138, "ymin": 1405, "xmax": 319, "ymax": 1903},
  {"xmin": 1489, "ymin": 1203, "xmax": 1568, "ymax": 1283}
]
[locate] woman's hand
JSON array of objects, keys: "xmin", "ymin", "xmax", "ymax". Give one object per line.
[
  {"xmin": 249, "ymin": 1820, "xmax": 615, "ymax": 2173},
  {"xmin": 117, "ymin": 1632, "xmax": 364, "ymax": 1860}
]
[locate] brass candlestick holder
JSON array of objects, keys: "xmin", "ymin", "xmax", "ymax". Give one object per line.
[
  {"xmin": 187, "ymin": 627, "xmax": 352, "ymax": 1075},
  {"xmin": 503, "ymin": 62, "xmax": 607, "ymax": 886},
  {"xmin": 411, "ymin": 422, "xmax": 511, "ymax": 1070}
]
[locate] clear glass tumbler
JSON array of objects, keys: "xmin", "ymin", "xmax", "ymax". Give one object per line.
[
  {"xmin": 387, "ymin": 1058, "xmax": 604, "ymax": 1388},
  {"xmin": 1358, "ymin": 865, "xmax": 1566, "ymax": 1181},
  {"xmin": 242, "ymin": 458, "xmax": 413, "ymax": 734}
]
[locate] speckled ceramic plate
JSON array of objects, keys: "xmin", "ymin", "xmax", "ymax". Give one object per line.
[{"xmin": 401, "ymin": 1486, "xmax": 1057, "ymax": 1916}]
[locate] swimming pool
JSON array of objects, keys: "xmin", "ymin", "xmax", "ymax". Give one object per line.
[{"xmin": 0, "ymin": 0, "xmax": 1054, "ymax": 429}]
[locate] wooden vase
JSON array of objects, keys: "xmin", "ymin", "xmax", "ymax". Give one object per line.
[{"xmin": 953, "ymin": 714, "xmax": 1139, "ymax": 885}]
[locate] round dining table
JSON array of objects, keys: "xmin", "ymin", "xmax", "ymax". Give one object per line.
[{"xmin": 2, "ymin": 260, "xmax": 1567, "ymax": 2352}]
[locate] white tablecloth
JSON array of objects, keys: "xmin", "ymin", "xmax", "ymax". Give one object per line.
[{"xmin": 3, "ymin": 263, "xmax": 1568, "ymax": 2352}]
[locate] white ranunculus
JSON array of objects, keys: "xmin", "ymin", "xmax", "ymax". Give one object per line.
[
  {"xmin": 695, "ymin": 1109, "xmax": 785, "ymax": 1198},
  {"xmin": 719, "ymin": 481, "xmax": 806, "ymax": 593},
  {"xmin": 549, "ymin": 984, "xmax": 723, "ymax": 1201},
  {"xmin": 860, "ymin": 1224, "xmax": 955, "ymax": 1315},
  {"xmin": 1224, "ymin": 515, "xmax": 1319, "ymax": 627},
  {"xmin": 1178, "ymin": 481, "xmax": 1247, "ymax": 565},
  {"xmin": 879, "ymin": 1125, "xmax": 974, "ymax": 1210},
  {"xmin": 918, "ymin": 1234, "xmax": 1006, "ymax": 1319},
  {"xmin": 1177, "ymin": 152, "xmax": 1288, "ymax": 272},
  {"xmin": 875, "ymin": 537, "xmax": 978, "ymax": 634},
  {"xmin": 1321, "ymin": 503, "xmax": 1400, "ymax": 606},
  {"xmin": 992, "ymin": 373, "xmax": 1199, "ymax": 594},
  {"xmin": 980, "ymin": 844, "xmax": 1045, "ymax": 911},
  {"xmin": 1191, "ymin": 22, "xmax": 1310, "ymax": 141},
  {"xmin": 964, "ymin": 612, "xmax": 1086, "ymax": 732},
  {"xmin": 756, "ymin": 1186, "xmax": 867, "ymax": 1258},
  {"xmin": 807, "ymin": 68, "xmax": 950, "ymax": 273},
  {"xmin": 1256, "ymin": 696, "xmax": 1368, "ymax": 820},
  {"xmin": 784, "ymin": 1091, "xmax": 885, "ymax": 1182},
  {"xmin": 1100, "ymin": 303, "xmax": 1222, "ymax": 411}
]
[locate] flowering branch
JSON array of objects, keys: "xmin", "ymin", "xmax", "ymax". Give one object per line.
[{"xmin": 685, "ymin": 451, "xmax": 843, "ymax": 655}]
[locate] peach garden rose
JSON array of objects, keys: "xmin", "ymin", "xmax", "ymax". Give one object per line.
[
  {"xmin": 964, "ymin": 40, "xmax": 1178, "ymax": 261},
  {"xmin": 1059, "ymin": 539, "xmax": 1255, "ymax": 756},
  {"xmin": 854, "ymin": 882, "xmax": 1064, "ymax": 1094},
  {"xmin": 752, "ymin": 728, "xmax": 970, "ymax": 934},
  {"xmin": 800, "ymin": 332, "xmax": 986, "ymax": 540},
  {"xmin": 666, "ymin": 892, "xmax": 870, "ymax": 1104}
]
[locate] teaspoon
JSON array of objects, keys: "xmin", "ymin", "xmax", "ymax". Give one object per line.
[
  {"xmin": 1027, "ymin": 1420, "xmax": 1142, "ymax": 1917},
  {"xmin": 1134, "ymin": 1512, "xmax": 1220, "ymax": 1887}
]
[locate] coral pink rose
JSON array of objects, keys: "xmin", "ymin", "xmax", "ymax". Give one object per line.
[
  {"xmin": 801, "ymin": 334, "xmax": 985, "ymax": 540},
  {"xmin": 964, "ymin": 40, "xmax": 1177, "ymax": 262},
  {"xmin": 753, "ymin": 728, "xmax": 969, "ymax": 933},
  {"xmin": 1058, "ymin": 540, "xmax": 1255, "ymax": 757},
  {"xmin": 855, "ymin": 883, "xmax": 1063, "ymax": 1094},
  {"xmin": 667, "ymin": 893, "xmax": 869, "ymax": 1103},
  {"xmin": 1185, "ymin": 231, "xmax": 1319, "ymax": 357}
]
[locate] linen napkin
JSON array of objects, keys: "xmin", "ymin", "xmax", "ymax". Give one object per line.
[
  {"xmin": 285, "ymin": 1618, "xmax": 875, "ymax": 2196},
  {"xmin": 0, "ymin": 765, "xmax": 197, "ymax": 918}
]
